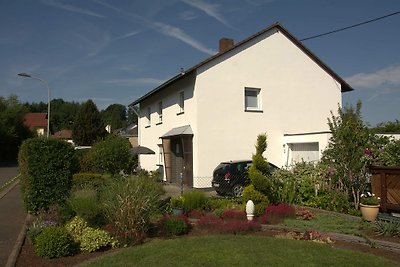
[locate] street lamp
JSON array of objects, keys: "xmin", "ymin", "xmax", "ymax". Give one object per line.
[{"xmin": 18, "ymin": 73, "xmax": 51, "ymax": 138}]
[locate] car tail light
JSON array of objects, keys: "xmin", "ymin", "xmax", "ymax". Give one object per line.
[{"xmin": 224, "ymin": 172, "xmax": 231, "ymax": 180}]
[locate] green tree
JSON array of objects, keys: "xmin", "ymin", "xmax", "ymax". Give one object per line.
[
  {"xmin": 372, "ymin": 120, "xmax": 400, "ymax": 134},
  {"xmin": 127, "ymin": 106, "xmax": 138, "ymax": 124},
  {"xmin": 0, "ymin": 95, "xmax": 33, "ymax": 162},
  {"xmin": 322, "ymin": 101, "xmax": 371, "ymax": 208},
  {"xmin": 101, "ymin": 104, "xmax": 127, "ymax": 131},
  {"xmin": 72, "ymin": 100, "xmax": 107, "ymax": 146}
]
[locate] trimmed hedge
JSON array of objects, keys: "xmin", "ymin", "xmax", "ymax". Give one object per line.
[{"xmin": 18, "ymin": 137, "xmax": 76, "ymax": 213}]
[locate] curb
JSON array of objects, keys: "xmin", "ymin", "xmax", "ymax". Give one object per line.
[
  {"xmin": 5, "ymin": 215, "xmax": 28, "ymax": 267},
  {"xmin": 0, "ymin": 178, "xmax": 20, "ymax": 200}
]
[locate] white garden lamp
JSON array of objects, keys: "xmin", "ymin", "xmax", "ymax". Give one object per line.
[{"xmin": 246, "ymin": 200, "xmax": 255, "ymax": 221}]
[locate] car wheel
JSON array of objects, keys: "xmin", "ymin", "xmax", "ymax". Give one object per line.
[{"xmin": 232, "ymin": 184, "xmax": 244, "ymax": 197}]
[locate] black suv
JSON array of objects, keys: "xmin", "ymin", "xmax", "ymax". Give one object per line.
[{"xmin": 211, "ymin": 160, "xmax": 278, "ymax": 197}]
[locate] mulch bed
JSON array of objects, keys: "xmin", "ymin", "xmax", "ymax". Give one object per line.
[{"xmin": 16, "ymin": 224, "xmax": 400, "ymax": 267}]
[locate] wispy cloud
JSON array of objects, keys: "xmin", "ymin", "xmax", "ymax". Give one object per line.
[
  {"xmin": 115, "ymin": 30, "xmax": 141, "ymax": 40},
  {"xmin": 180, "ymin": 0, "xmax": 235, "ymax": 29},
  {"xmin": 245, "ymin": 0, "xmax": 275, "ymax": 6},
  {"xmin": 101, "ymin": 78, "xmax": 166, "ymax": 87},
  {"xmin": 179, "ymin": 10, "xmax": 198, "ymax": 21},
  {"xmin": 345, "ymin": 65, "xmax": 400, "ymax": 89},
  {"xmin": 42, "ymin": 0, "xmax": 105, "ymax": 18},
  {"xmin": 93, "ymin": 0, "xmax": 216, "ymax": 55}
]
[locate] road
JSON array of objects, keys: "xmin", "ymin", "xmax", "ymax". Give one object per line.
[{"xmin": 0, "ymin": 165, "xmax": 26, "ymax": 267}]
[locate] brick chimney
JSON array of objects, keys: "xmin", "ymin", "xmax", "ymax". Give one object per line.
[{"xmin": 219, "ymin": 38, "xmax": 234, "ymax": 53}]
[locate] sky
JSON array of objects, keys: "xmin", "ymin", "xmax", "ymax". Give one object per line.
[{"xmin": 0, "ymin": 0, "xmax": 399, "ymax": 126}]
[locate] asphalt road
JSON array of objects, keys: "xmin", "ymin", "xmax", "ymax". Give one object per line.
[{"xmin": 0, "ymin": 165, "xmax": 25, "ymax": 267}]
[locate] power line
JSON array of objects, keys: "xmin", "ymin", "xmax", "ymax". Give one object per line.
[{"xmin": 300, "ymin": 11, "xmax": 400, "ymax": 41}]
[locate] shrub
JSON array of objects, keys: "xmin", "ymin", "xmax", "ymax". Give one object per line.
[
  {"xmin": 68, "ymin": 187, "xmax": 104, "ymax": 225},
  {"xmin": 72, "ymin": 173, "xmax": 110, "ymax": 190},
  {"xmin": 160, "ymin": 215, "xmax": 190, "ymax": 236},
  {"xmin": 66, "ymin": 216, "xmax": 118, "ymax": 252},
  {"xmin": 35, "ymin": 226, "xmax": 78, "ymax": 258},
  {"xmin": 101, "ymin": 175, "xmax": 164, "ymax": 242},
  {"xmin": 87, "ymin": 135, "xmax": 136, "ymax": 175},
  {"xmin": 27, "ymin": 219, "xmax": 58, "ymax": 245},
  {"xmin": 79, "ymin": 227, "xmax": 118, "ymax": 252},
  {"xmin": 74, "ymin": 148, "xmax": 94, "ymax": 173},
  {"xmin": 221, "ymin": 210, "xmax": 246, "ymax": 221},
  {"xmin": 18, "ymin": 137, "xmax": 76, "ymax": 213},
  {"xmin": 306, "ymin": 191, "xmax": 350, "ymax": 213},
  {"xmin": 242, "ymin": 185, "xmax": 269, "ymax": 204},
  {"xmin": 208, "ymin": 197, "xmax": 239, "ymax": 211},
  {"xmin": 259, "ymin": 204, "xmax": 295, "ymax": 224},
  {"xmin": 187, "ymin": 209, "xmax": 205, "ymax": 219},
  {"xmin": 181, "ymin": 190, "xmax": 209, "ymax": 212}
]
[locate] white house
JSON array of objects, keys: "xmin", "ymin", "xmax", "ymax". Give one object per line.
[{"xmin": 130, "ymin": 23, "xmax": 353, "ymax": 188}]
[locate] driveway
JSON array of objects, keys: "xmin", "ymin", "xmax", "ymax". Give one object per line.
[{"xmin": 0, "ymin": 163, "xmax": 18, "ymax": 187}]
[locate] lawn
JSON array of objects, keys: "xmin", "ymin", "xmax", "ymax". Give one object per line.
[
  {"xmin": 83, "ymin": 235, "xmax": 397, "ymax": 267},
  {"xmin": 282, "ymin": 210, "xmax": 370, "ymax": 236}
]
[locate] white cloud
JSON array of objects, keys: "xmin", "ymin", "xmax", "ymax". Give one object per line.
[
  {"xmin": 345, "ymin": 65, "xmax": 400, "ymax": 89},
  {"xmin": 42, "ymin": 0, "xmax": 105, "ymax": 18},
  {"xmin": 180, "ymin": 0, "xmax": 234, "ymax": 29},
  {"xmin": 101, "ymin": 78, "xmax": 166, "ymax": 87},
  {"xmin": 115, "ymin": 31, "xmax": 141, "ymax": 40}
]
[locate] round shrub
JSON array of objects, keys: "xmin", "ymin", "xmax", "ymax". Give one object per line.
[
  {"xmin": 65, "ymin": 216, "xmax": 88, "ymax": 239},
  {"xmin": 35, "ymin": 226, "xmax": 78, "ymax": 258}
]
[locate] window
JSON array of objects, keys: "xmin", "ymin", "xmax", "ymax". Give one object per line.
[
  {"xmin": 244, "ymin": 87, "xmax": 261, "ymax": 111},
  {"xmin": 146, "ymin": 107, "xmax": 151, "ymax": 127},
  {"xmin": 178, "ymin": 91, "xmax": 184, "ymax": 114},
  {"xmin": 157, "ymin": 101, "xmax": 163, "ymax": 124}
]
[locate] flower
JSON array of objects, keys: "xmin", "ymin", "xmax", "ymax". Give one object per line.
[{"xmin": 360, "ymin": 192, "xmax": 380, "ymax": 206}]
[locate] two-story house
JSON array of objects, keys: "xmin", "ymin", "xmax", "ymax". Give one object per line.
[{"xmin": 130, "ymin": 23, "xmax": 353, "ymax": 188}]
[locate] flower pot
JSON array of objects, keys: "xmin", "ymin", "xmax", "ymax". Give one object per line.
[
  {"xmin": 359, "ymin": 204, "xmax": 380, "ymax": 222},
  {"xmin": 172, "ymin": 208, "xmax": 184, "ymax": 215}
]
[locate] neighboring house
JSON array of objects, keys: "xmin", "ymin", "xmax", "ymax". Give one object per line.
[
  {"xmin": 130, "ymin": 23, "xmax": 353, "ymax": 188},
  {"xmin": 114, "ymin": 123, "xmax": 139, "ymax": 147},
  {"xmin": 52, "ymin": 129, "xmax": 73, "ymax": 144},
  {"xmin": 23, "ymin": 113, "xmax": 48, "ymax": 137}
]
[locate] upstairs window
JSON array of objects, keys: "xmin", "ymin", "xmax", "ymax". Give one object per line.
[
  {"xmin": 178, "ymin": 91, "xmax": 185, "ymax": 114},
  {"xmin": 245, "ymin": 87, "xmax": 261, "ymax": 111},
  {"xmin": 146, "ymin": 107, "xmax": 151, "ymax": 127},
  {"xmin": 158, "ymin": 101, "xmax": 163, "ymax": 124}
]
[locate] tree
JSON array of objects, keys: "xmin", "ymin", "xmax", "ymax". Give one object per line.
[
  {"xmin": 72, "ymin": 100, "xmax": 107, "ymax": 146},
  {"xmin": 372, "ymin": 120, "xmax": 400, "ymax": 134},
  {"xmin": 127, "ymin": 106, "xmax": 138, "ymax": 124},
  {"xmin": 101, "ymin": 104, "xmax": 127, "ymax": 131},
  {"xmin": 0, "ymin": 95, "xmax": 33, "ymax": 162},
  {"xmin": 322, "ymin": 101, "xmax": 371, "ymax": 208}
]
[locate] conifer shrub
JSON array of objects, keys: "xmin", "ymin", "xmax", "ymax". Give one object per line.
[
  {"xmin": 181, "ymin": 189, "xmax": 209, "ymax": 212},
  {"xmin": 18, "ymin": 137, "xmax": 76, "ymax": 213}
]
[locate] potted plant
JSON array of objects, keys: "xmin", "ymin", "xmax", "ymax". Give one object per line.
[
  {"xmin": 170, "ymin": 196, "xmax": 185, "ymax": 215},
  {"xmin": 359, "ymin": 192, "xmax": 380, "ymax": 221}
]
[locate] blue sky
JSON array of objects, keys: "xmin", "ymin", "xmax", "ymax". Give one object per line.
[{"xmin": 1, "ymin": 0, "xmax": 399, "ymax": 126}]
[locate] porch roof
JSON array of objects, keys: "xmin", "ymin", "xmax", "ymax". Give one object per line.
[{"xmin": 160, "ymin": 125, "xmax": 193, "ymax": 139}]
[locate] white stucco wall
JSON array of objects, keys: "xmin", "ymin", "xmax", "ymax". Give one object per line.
[
  {"xmin": 136, "ymin": 27, "xmax": 344, "ymax": 188},
  {"xmin": 193, "ymin": 29, "xmax": 341, "ymax": 186}
]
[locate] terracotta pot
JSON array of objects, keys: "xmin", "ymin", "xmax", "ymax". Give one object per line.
[{"xmin": 359, "ymin": 204, "xmax": 380, "ymax": 221}]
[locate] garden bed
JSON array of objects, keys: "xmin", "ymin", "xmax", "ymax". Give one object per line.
[{"xmin": 16, "ymin": 219, "xmax": 400, "ymax": 267}]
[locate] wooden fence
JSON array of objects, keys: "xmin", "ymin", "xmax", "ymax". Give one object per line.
[{"xmin": 370, "ymin": 166, "xmax": 400, "ymax": 212}]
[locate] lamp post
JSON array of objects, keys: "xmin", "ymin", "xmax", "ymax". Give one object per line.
[{"xmin": 18, "ymin": 73, "xmax": 51, "ymax": 138}]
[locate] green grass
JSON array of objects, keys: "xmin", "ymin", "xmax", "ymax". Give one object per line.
[
  {"xmin": 83, "ymin": 235, "xmax": 397, "ymax": 267},
  {"xmin": 283, "ymin": 211, "xmax": 372, "ymax": 236}
]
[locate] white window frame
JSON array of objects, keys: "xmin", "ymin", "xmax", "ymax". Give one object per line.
[
  {"xmin": 244, "ymin": 87, "xmax": 262, "ymax": 111},
  {"xmin": 157, "ymin": 101, "xmax": 163, "ymax": 124},
  {"xmin": 178, "ymin": 91, "xmax": 184, "ymax": 114}
]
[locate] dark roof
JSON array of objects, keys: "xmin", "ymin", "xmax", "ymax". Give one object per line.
[
  {"xmin": 23, "ymin": 113, "xmax": 47, "ymax": 129},
  {"xmin": 115, "ymin": 123, "xmax": 138, "ymax": 137},
  {"xmin": 130, "ymin": 23, "xmax": 353, "ymax": 106}
]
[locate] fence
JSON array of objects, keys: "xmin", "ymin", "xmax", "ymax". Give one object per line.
[{"xmin": 370, "ymin": 165, "xmax": 400, "ymax": 212}]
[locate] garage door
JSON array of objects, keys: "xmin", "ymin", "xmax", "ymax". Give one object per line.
[{"xmin": 290, "ymin": 142, "xmax": 319, "ymax": 163}]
